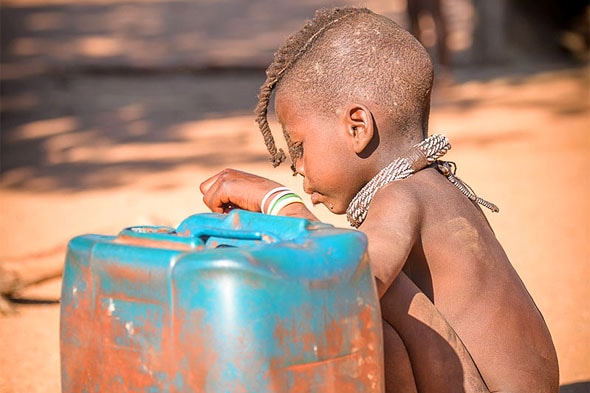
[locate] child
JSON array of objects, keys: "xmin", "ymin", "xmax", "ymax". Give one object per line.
[{"xmin": 200, "ymin": 7, "xmax": 559, "ymax": 392}]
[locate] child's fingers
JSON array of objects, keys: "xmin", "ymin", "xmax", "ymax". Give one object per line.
[
  {"xmin": 199, "ymin": 168, "xmax": 288, "ymax": 213},
  {"xmin": 199, "ymin": 172, "xmax": 220, "ymax": 195},
  {"xmin": 200, "ymin": 169, "xmax": 251, "ymax": 212},
  {"xmin": 201, "ymin": 179, "xmax": 229, "ymax": 213}
]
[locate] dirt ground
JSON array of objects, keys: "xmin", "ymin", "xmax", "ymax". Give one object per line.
[{"xmin": 0, "ymin": 63, "xmax": 589, "ymax": 392}]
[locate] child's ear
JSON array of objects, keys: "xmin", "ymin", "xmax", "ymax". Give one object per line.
[{"xmin": 345, "ymin": 104, "xmax": 375, "ymax": 154}]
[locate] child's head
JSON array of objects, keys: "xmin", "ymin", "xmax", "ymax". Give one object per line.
[{"xmin": 255, "ymin": 7, "xmax": 434, "ymax": 171}]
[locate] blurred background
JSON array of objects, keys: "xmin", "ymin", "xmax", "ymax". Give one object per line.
[{"xmin": 1, "ymin": 0, "xmax": 588, "ymax": 392}]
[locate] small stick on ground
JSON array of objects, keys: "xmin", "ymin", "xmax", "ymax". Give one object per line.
[{"xmin": 0, "ymin": 246, "xmax": 65, "ymax": 315}]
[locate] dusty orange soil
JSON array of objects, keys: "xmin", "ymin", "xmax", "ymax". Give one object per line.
[{"xmin": 0, "ymin": 65, "xmax": 588, "ymax": 392}]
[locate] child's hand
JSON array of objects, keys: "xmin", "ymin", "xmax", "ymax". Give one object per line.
[{"xmin": 199, "ymin": 168, "xmax": 285, "ymax": 213}]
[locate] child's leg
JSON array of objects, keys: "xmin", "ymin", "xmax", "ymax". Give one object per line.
[
  {"xmin": 380, "ymin": 273, "xmax": 489, "ymax": 392},
  {"xmin": 382, "ymin": 319, "xmax": 418, "ymax": 393}
]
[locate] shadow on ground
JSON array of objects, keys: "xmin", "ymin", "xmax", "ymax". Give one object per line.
[
  {"xmin": 561, "ymin": 381, "xmax": 590, "ymax": 393},
  {"xmin": 1, "ymin": 68, "xmax": 272, "ymax": 191}
]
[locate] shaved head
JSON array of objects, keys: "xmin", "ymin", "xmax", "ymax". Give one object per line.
[{"xmin": 256, "ymin": 7, "xmax": 433, "ymax": 168}]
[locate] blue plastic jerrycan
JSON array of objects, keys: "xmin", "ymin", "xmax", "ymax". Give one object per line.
[{"xmin": 60, "ymin": 210, "xmax": 384, "ymax": 392}]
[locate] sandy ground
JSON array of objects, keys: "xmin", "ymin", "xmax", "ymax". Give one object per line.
[{"xmin": 0, "ymin": 64, "xmax": 589, "ymax": 392}]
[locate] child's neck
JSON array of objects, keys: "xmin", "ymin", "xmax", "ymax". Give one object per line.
[
  {"xmin": 347, "ymin": 134, "xmax": 450, "ymax": 227},
  {"xmin": 346, "ymin": 134, "xmax": 499, "ymax": 228}
]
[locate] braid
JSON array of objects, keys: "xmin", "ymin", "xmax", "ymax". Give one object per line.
[
  {"xmin": 255, "ymin": 83, "xmax": 285, "ymax": 167},
  {"xmin": 254, "ymin": 7, "xmax": 371, "ymax": 168}
]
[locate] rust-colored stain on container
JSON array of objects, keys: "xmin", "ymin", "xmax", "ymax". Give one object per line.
[{"xmin": 60, "ymin": 210, "xmax": 384, "ymax": 392}]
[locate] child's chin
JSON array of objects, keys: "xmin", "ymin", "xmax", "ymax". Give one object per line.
[{"xmin": 326, "ymin": 203, "xmax": 345, "ymax": 215}]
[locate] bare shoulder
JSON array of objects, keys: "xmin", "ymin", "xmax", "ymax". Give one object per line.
[
  {"xmin": 362, "ymin": 173, "xmax": 424, "ymax": 233},
  {"xmin": 361, "ymin": 166, "xmax": 486, "ymax": 239}
]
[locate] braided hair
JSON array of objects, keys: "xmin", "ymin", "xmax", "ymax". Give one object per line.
[{"xmin": 254, "ymin": 7, "xmax": 433, "ymax": 170}]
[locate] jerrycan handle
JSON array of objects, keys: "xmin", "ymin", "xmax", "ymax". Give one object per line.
[
  {"xmin": 116, "ymin": 225, "xmax": 203, "ymax": 250},
  {"xmin": 176, "ymin": 210, "xmax": 330, "ymax": 248},
  {"xmin": 190, "ymin": 228, "xmax": 275, "ymax": 248},
  {"xmin": 117, "ymin": 225, "xmax": 272, "ymax": 249}
]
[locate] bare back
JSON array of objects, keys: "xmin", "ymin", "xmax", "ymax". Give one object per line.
[{"xmin": 363, "ymin": 167, "xmax": 559, "ymax": 392}]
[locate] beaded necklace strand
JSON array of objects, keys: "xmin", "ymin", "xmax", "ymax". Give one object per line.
[{"xmin": 346, "ymin": 134, "xmax": 499, "ymax": 228}]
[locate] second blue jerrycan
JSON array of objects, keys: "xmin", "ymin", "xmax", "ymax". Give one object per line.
[{"xmin": 60, "ymin": 210, "xmax": 384, "ymax": 392}]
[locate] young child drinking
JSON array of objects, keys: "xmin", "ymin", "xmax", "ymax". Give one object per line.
[{"xmin": 199, "ymin": 7, "xmax": 559, "ymax": 392}]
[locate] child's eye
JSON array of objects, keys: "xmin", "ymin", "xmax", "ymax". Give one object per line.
[
  {"xmin": 290, "ymin": 142, "xmax": 303, "ymax": 161},
  {"xmin": 288, "ymin": 142, "xmax": 303, "ymax": 175}
]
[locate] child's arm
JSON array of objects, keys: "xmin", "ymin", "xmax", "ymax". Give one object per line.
[
  {"xmin": 358, "ymin": 182, "xmax": 421, "ymax": 297},
  {"xmin": 361, "ymin": 183, "xmax": 492, "ymax": 392},
  {"xmin": 200, "ymin": 168, "xmax": 318, "ymax": 221}
]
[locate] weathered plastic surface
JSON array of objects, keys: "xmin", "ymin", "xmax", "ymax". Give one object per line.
[{"xmin": 60, "ymin": 210, "xmax": 384, "ymax": 392}]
